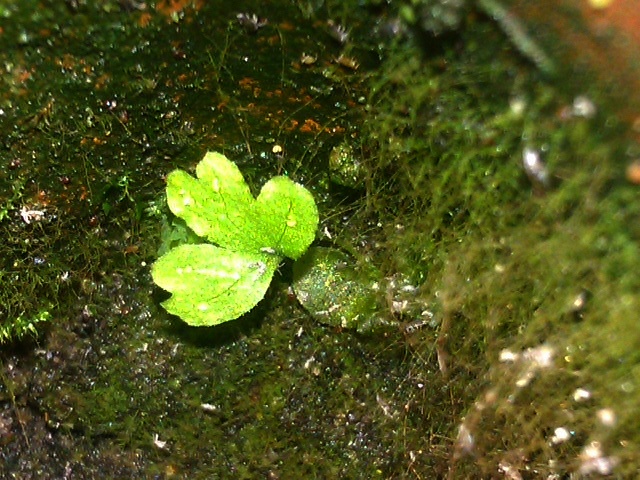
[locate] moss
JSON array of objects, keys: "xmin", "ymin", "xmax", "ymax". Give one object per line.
[{"xmin": 340, "ymin": 3, "xmax": 640, "ymax": 476}]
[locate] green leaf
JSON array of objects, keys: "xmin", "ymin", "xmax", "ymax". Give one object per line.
[
  {"xmin": 165, "ymin": 151, "xmax": 318, "ymax": 259},
  {"xmin": 155, "ymin": 151, "xmax": 319, "ymax": 326},
  {"xmin": 165, "ymin": 152, "xmax": 254, "ymax": 252},
  {"xmin": 253, "ymin": 176, "xmax": 319, "ymax": 259},
  {"xmin": 151, "ymin": 243, "xmax": 280, "ymax": 326}
]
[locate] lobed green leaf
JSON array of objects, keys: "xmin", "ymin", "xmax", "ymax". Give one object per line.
[
  {"xmin": 166, "ymin": 152, "xmax": 254, "ymax": 253},
  {"xmin": 165, "ymin": 151, "xmax": 318, "ymax": 259},
  {"xmin": 152, "ymin": 243, "xmax": 280, "ymax": 326},
  {"xmin": 253, "ymin": 176, "xmax": 318, "ymax": 260}
]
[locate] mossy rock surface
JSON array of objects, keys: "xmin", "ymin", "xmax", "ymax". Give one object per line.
[{"xmin": 0, "ymin": 0, "xmax": 638, "ymax": 478}]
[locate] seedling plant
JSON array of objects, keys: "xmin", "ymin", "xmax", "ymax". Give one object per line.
[{"xmin": 152, "ymin": 151, "xmax": 318, "ymax": 326}]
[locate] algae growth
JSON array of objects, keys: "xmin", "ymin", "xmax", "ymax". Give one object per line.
[{"xmin": 0, "ymin": 0, "xmax": 638, "ymax": 478}]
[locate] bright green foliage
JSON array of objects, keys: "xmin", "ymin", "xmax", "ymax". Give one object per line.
[
  {"xmin": 152, "ymin": 244, "xmax": 280, "ymax": 327},
  {"xmin": 152, "ymin": 151, "xmax": 318, "ymax": 326},
  {"xmin": 166, "ymin": 151, "xmax": 318, "ymax": 259}
]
